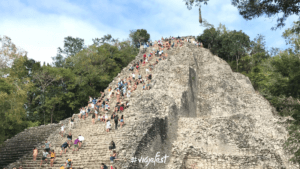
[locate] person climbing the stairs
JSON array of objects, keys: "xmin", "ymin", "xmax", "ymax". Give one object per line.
[
  {"xmin": 43, "ymin": 140, "xmax": 51, "ymax": 153},
  {"xmin": 77, "ymin": 108, "xmax": 82, "ymax": 119},
  {"xmin": 72, "ymin": 137, "xmax": 80, "ymax": 153},
  {"xmin": 143, "ymin": 52, "xmax": 146, "ymax": 61},
  {"xmin": 60, "ymin": 140, "xmax": 70, "ymax": 156},
  {"xmin": 105, "ymin": 101, "xmax": 109, "ymax": 111},
  {"xmin": 95, "ymin": 107, "xmax": 98, "ymax": 121},
  {"xmin": 40, "ymin": 149, "xmax": 49, "ymax": 167},
  {"xmin": 78, "ymin": 135, "xmax": 84, "ymax": 148},
  {"xmin": 67, "ymin": 132, "xmax": 72, "ymax": 145},
  {"xmin": 105, "ymin": 112, "xmax": 109, "ymax": 122},
  {"xmin": 50, "ymin": 150, "xmax": 56, "ymax": 167},
  {"xmin": 120, "ymin": 102, "xmax": 124, "ymax": 113},
  {"xmin": 120, "ymin": 115, "xmax": 125, "ymax": 128},
  {"xmin": 114, "ymin": 113, "xmax": 119, "ymax": 130},
  {"xmin": 106, "ymin": 120, "xmax": 111, "ymax": 132},
  {"xmin": 92, "ymin": 112, "xmax": 95, "ymax": 125},
  {"xmin": 65, "ymin": 159, "xmax": 72, "ymax": 169},
  {"xmin": 60, "ymin": 124, "xmax": 65, "ymax": 137},
  {"xmin": 81, "ymin": 107, "xmax": 86, "ymax": 120},
  {"xmin": 32, "ymin": 147, "xmax": 38, "ymax": 161},
  {"xmin": 69, "ymin": 116, "xmax": 74, "ymax": 129}
]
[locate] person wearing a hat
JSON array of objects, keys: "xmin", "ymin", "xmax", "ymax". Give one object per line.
[
  {"xmin": 66, "ymin": 159, "xmax": 72, "ymax": 169},
  {"xmin": 60, "ymin": 164, "xmax": 65, "ymax": 169}
]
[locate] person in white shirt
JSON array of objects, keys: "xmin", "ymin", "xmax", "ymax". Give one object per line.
[
  {"xmin": 106, "ymin": 120, "xmax": 111, "ymax": 132},
  {"xmin": 81, "ymin": 108, "xmax": 86, "ymax": 120},
  {"xmin": 132, "ymin": 73, "xmax": 135, "ymax": 80},
  {"xmin": 40, "ymin": 149, "xmax": 49, "ymax": 167},
  {"xmin": 146, "ymin": 68, "xmax": 150, "ymax": 74},
  {"xmin": 94, "ymin": 108, "xmax": 98, "ymax": 120},
  {"xmin": 127, "ymin": 91, "xmax": 131, "ymax": 98},
  {"xmin": 60, "ymin": 124, "xmax": 65, "ymax": 137},
  {"xmin": 78, "ymin": 135, "xmax": 84, "ymax": 148}
]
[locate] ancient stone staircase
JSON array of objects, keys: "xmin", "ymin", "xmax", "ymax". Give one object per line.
[
  {"xmin": 0, "ymin": 124, "xmax": 62, "ymax": 168},
  {"xmin": 2, "ymin": 38, "xmax": 182, "ymax": 169}
]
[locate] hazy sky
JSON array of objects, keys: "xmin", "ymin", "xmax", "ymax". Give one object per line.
[{"xmin": 0, "ymin": 0, "xmax": 298, "ymax": 64}]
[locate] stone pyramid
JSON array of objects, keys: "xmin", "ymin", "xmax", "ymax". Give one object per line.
[{"xmin": 0, "ymin": 37, "xmax": 298, "ymax": 169}]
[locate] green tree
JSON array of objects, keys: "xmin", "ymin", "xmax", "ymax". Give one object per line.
[
  {"xmin": 129, "ymin": 29, "xmax": 150, "ymax": 48},
  {"xmin": 32, "ymin": 67, "xmax": 61, "ymax": 125},
  {"xmin": 282, "ymin": 21, "xmax": 300, "ymax": 54},
  {"xmin": 0, "ymin": 56, "xmax": 34, "ymax": 145},
  {"xmin": 183, "ymin": 0, "xmax": 209, "ymax": 10},
  {"xmin": 52, "ymin": 36, "xmax": 85, "ymax": 67},
  {"xmin": 231, "ymin": 0, "xmax": 300, "ymax": 30},
  {"xmin": 184, "ymin": 0, "xmax": 300, "ymax": 31},
  {"xmin": 92, "ymin": 34, "xmax": 118, "ymax": 47},
  {"xmin": 222, "ymin": 30, "xmax": 250, "ymax": 71}
]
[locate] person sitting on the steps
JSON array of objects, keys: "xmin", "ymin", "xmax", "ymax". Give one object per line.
[
  {"xmin": 110, "ymin": 150, "xmax": 117, "ymax": 163},
  {"xmin": 109, "ymin": 141, "xmax": 116, "ymax": 151},
  {"xmin": 101, "ymin": 163, "xmax": 108, "ymax": 169}
]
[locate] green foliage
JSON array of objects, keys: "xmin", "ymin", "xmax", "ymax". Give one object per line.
[
  {"xmin": 92, "ymin": 34, "xmax": 118, "ymax": 47},
  {"xmin": 0, "ymin": 34, "xmax": 138, "ymax": 146},
  {"xmin": 231, "ymin": 0, "xmax": 300, "ymax": 30},
  {"xmin": 0, "ymin": 57, "xmax": 33, "ymax": 144},
  {"xmin": 183, "ymin": 0, "xmax": 209, "ymax": 10},
  {"xmin": 129, "ymin": 29, "xmax": 150, "ymax": 47},
  {"xmin": 184, "ymin": 0, "xmax": 299, "ymax": 31},
  {"xmin": 197, "ymin": 24, "xmax": 252, "ymax": 71},
  {"xmin": 52, "ymin": 36, "xmax": 86, "ymax": 67},
  {"xmin": 282, "ymin": 22, "xmax": 300, "ymax": 53}
]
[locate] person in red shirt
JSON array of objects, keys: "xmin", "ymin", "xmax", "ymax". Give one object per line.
[{"xmin": 143, "ymin": 53, "xmax": 146, "ymax": 60}]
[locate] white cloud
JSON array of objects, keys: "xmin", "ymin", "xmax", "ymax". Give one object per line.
[
  {"xmin": 0, "ymin": 14, "xmax": 119, "ymax": 64},
  {"xmin": 0, "ymin": 0, "xmax": 298, "ymax": 65}
]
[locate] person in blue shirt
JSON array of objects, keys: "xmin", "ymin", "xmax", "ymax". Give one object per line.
[
  {"xmin": 60, "ymin": 140, "xmax": 70, "ymax": 156},
  {"xmin": 92, "ymin": 98, "xmax": 97, "ymax": 105}
]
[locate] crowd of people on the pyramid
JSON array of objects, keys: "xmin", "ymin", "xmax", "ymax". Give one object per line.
[{"xmin": 10, "ymin": 36, "xmax": 201, "ymax": 169}]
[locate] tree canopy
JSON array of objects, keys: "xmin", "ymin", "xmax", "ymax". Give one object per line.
[
  {"xmin": 129, "ymin": 29, "xmax": 150, "ymax": 47},
  {"xmin": 184, "ymin": 0, "xmax": 300, "ymax": 30},
  {"xmin": 231, "ymin": 0, "xmax": 300, "ymax": 30},
  {"xmin": 0, "ymin": 34, "xmax": 138, "ymax": 146}
]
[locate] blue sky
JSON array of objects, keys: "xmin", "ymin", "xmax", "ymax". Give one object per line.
[{"xmin": 0, "ymin": 0, "xmax": 298, "ymax": 64}]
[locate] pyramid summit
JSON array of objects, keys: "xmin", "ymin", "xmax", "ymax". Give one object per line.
[{"xmin": 1, "ymin": 37, "xmax": 298, "ymax": 169}]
